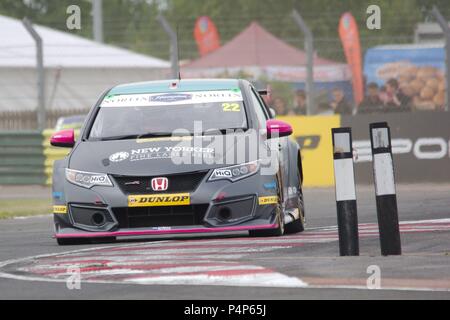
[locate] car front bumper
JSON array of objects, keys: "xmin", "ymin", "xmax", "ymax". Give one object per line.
[{"xmin": 53, "ymin": 170, "xmax": 280, "ymax": 239}]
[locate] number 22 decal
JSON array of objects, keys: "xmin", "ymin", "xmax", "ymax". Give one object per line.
[{"xmin": 222, "ymin": 103, "xmax": 240, "ymax": 112}]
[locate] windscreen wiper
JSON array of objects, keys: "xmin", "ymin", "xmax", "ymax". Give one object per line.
[
  {"xmin": 99, "ymin": 129, "xmax": 241, "ymax": 141},
  {"xmin": 137, "ymin": 132, "xmax": 188, "ymax": 139},
  {"xmin": 99, "ymin": 134, "xmax": 139, "ymax": 141},
  {"xmin": 100, "ymin": 132, "xmax": 181, "ymax": 141},
  {"xmin": 202, "ymin": 128, "xmax": 246, "ymax": 135}
]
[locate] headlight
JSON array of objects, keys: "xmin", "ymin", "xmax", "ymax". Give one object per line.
[
  {"xmin": 208, "ymin": 160, "xmax": 259, "ymax": 182},
  {"xmin": 65, "ymin": 168, "xmax": 113, "ymax": 189}
]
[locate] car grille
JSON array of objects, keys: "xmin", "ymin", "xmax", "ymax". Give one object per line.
[
  {"xmin": 113, "ymin": 171, "xmax": 208, "ymax": 195},
  {"xmin": 112, "ymin": 205, "xmax": 209, "ymax": 228}
]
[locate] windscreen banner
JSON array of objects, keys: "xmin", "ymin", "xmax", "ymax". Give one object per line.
[{"xmin": 100, "ymin": 90, "xmax": 243, "ymax": 107}]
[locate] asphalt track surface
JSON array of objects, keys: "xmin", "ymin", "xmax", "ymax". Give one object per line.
[{"xmin": 0, "ymin": 184, "xmax": 449, "ymax": 300}]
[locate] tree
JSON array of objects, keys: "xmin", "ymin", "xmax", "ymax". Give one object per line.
[{"xmin": 0, "ymin": 0, "xmax": 448, "ymax": 62}]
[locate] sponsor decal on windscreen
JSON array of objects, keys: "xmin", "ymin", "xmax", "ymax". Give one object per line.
[{"xmin": 101, "ymin": 90, "xmax": 243, "ymax": 107}]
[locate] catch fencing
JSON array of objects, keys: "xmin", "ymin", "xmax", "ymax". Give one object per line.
[
  {"xmin": 0, "ymin": 131, "xmax": 46, "ymax": 185},
  {"xmin": 0, "ymin": 109, "xmax": 89, "ymax": 131}
]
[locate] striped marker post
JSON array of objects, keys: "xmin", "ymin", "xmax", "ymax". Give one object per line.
[
  {"xmin": 331, "ymin": 127, "xmax": 359, "ymax": 256},
  {"xmin": 369, "ymin": 122, "xmax": 401, "ymax": 256}
]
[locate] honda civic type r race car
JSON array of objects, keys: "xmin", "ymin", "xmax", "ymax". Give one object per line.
[{"xmin": 51, "ymin": 79, "xmax": 305, "ymax": 245}]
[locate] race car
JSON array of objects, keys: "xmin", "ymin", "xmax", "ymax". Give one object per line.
[{"xmin": 50, "ymin": 79, "xmax": 305, "ymax": 245}]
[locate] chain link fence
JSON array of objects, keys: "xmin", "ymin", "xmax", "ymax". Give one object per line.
[
  {"xmin": 0, "ymin": 2, "xmax": 449, "ymax": 129},
  {"xmin": 90, "ymin": 5, "xmax": 450, "ymax": 116}
]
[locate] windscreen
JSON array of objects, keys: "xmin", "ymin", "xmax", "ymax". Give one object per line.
[{"xmin": 89, "ymin": 90, "xmax": 247, "ymax": 140}]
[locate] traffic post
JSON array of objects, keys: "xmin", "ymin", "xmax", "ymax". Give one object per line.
[
  {"xmin": 369, "ymin": 122, "xmax": 402, "ymax": 256},
  {"xmin": 331, "ymin": 127, "xmax": 359, "ymax": 256}
]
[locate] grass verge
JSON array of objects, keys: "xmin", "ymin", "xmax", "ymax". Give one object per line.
[{"xmin": 0, "ymin": 199, "xmax": 52, "ymax": 219}]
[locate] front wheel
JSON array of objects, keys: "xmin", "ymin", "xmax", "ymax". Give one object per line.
[
  {"xmin": 285, "ymin": 185, "xmax": 305, "ymax": 234},
  {"xmin": 285, "ymin": 216, "xmax": 304, "ymax": 233}
]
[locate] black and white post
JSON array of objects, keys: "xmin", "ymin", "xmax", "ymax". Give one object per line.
[
  {"xmin": 369, "ymin": 122, "xmax": 401, "ymax": 256},
  {"xmin": 331, "ymin": 127, "xmax": 359, "ymax": 256}
]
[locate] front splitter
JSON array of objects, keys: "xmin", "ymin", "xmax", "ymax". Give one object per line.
[{"xmin": 54, "ymin": 222, "xmax": 278, "ymax": 239}]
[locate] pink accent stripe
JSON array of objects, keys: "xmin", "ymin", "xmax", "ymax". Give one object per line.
[{"xmin": 55, "ymin": 223, "xmax": 278, "ymax": 239}]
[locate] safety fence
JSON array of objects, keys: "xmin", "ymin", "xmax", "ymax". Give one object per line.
[
  {"xmin": 0, "ymin": 131, "xmax": 46, "ymax": 185},
  {"xmin": 0, "ymin": 112, "xmax": 449, "ymax": 186},
  {"xmin": 0, "ymin": 130, "xmax": 74, "ymax": 185},
  {"xmin": 0, "ymin": 109, "xmax": 90, "ymax": 131}
]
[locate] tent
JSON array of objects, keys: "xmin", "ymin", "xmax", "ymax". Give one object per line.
[
  {"xmin": 182, "ymin": 21, "xmax": 351, "ymax": 85},
  {"xmin": 0, "ymin": 15, "xmax": 170, "ymax": 111}
]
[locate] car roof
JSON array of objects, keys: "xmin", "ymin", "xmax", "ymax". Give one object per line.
[{"xmin": 108, "ymin": 79, "xmax": 242, "ymax": 95}]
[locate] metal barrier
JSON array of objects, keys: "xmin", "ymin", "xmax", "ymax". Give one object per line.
[{"xmin": 0, "ymin": 131, "xmax": 46, "ymax": 185}]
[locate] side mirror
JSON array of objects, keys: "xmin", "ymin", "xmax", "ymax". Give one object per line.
[
  {"xmin": 50, "ymin": 129, "xmax": 75, "ymax": 148},
  {"xmin": 266, "ymin": 119, "xmax": 293, "ymax": 139}
]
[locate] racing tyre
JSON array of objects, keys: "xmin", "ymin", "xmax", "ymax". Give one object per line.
[
  {"xmin": 285, "ymin": 172, "xmax": 306, "ymax": 234},
  {"xmin": 285, "ymin": 216, "xmax": 304, "ymax": 234},
  {"xmin": 249, "ymin": 204, "xmax": 284, "ymax": 237}
]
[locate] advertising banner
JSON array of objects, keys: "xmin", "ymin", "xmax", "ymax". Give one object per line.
[
  {"xmin": 193, "ymin": 16, "xmax": 221, "ymax": 57},
  {"xmin": 279, "ymin": 115, "xmax": 340, "ymax": 187},
  {"xmin": 363, "ymin": 45, "xmax": 446, "ymax": 111},
  {"xmin": 342, "ymin": 112, "xmax": 450, "ymax": 184},
  {"xmin": 281, "ymin": 112, "xmax": 450, "ymax": 187}
]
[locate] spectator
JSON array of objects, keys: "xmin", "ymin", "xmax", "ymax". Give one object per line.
[
  {"xmin": 289, "ymin": 89, "xmax": 307, "ymax": 115},
  {"xmin": 330, "ymin": 87, "xmax": 352, "ymax": 115},
  {"xmin": 358, "ymin": 82, "xmax": 383, "ymax": 114},
  {"xmin": 378, "ymin": 85, "xmax": 388, "ymax": 105},
  {"xmin": 384, "ymin": 78, "xmax": 411, "ymax": 112},
  {"xmin": 316, "ymin": 102, "xmax": 334, "ymax": 115},
  {"xmin": 272, "ymin": 97, "xmax": 288, "ymax": 116}
]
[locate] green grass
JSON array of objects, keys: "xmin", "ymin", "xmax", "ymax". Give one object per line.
[{"xmin": 0, "ymin": 199, "xmax": 52, "ymax": 219}]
